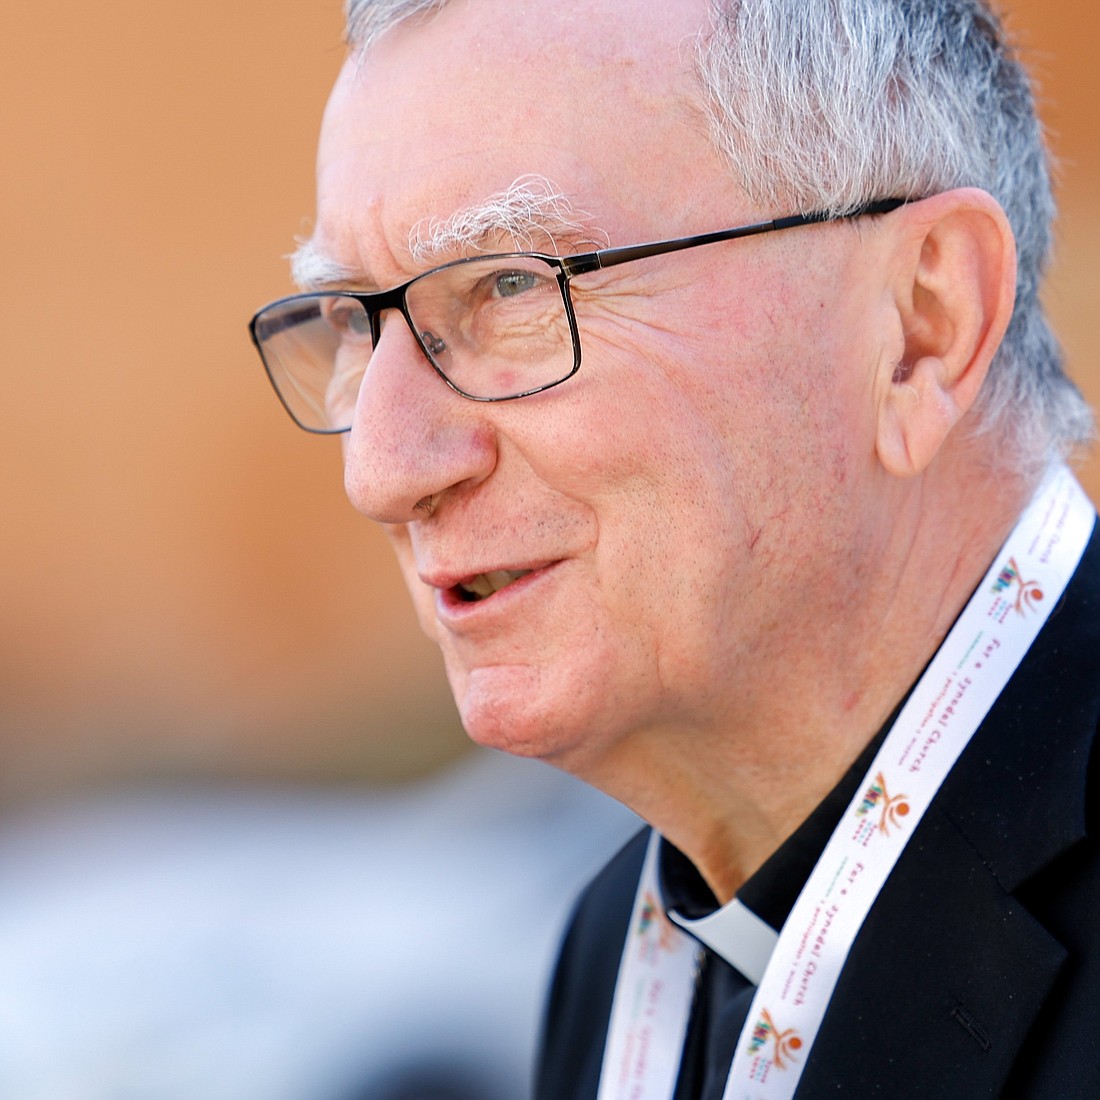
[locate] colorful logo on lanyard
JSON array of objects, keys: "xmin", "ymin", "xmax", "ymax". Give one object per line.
[
  {"xmin": 637, "ymin": 891, "xmax": 678, "ymax": 952},
  {"xmin": 991, "ymin": 556, "xmax": 1044, "ymax": 615},
  {"xmin": 855, "ymin": 771, "xmax": 910, "ymax": 836},
  {"xmin": 746, "ymin": 1008, "xmax": 803, "ymax": 1070}
]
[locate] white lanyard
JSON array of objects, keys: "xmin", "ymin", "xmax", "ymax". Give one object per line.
[{"xmin": 596, "ymin": 466, "xmax": 1095, "ymax": 1100}]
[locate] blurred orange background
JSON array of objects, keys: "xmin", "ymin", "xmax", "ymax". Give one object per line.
[{"xmin": 1, "ymin": 0, "xmax": 1097, "ymax": 804}]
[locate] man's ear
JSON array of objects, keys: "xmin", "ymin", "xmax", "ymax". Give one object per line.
[{"xmin": 875, "ymin": 188, "xmax": 1017, "ymax": 478}]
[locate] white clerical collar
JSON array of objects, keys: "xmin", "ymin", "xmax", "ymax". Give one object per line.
[{"xmin": 668, "ymin": 897, "xmax": 779, "ymax": 985}]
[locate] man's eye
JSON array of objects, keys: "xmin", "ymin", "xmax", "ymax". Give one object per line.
[
  {"xmin": 493, "ymin": 270, "xmax": 545, "ymax": 298},
  {"xmin": 324, "ymin": 300, "xmax": 372, "ymax": 337}
]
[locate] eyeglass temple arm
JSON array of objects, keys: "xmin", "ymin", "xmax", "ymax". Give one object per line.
[{"xmin": 561, "ymin": 197, "xmax": 907, "ymax": 277}]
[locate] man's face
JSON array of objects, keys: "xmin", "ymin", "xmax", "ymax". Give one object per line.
[{"xmin": 311, "ymin": 0, "xmax": 891, "ymax": 778}]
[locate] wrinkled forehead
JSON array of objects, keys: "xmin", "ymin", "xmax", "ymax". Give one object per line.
[{"xmin": 313, "ymin": 0, "xmax": 740, "ymax": 276}]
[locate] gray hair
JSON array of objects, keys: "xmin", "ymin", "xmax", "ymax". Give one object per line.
[
  {"xmin": 345, "ymin": 0, "xmax": 447, "ymax": 51},
  {"xmin": 408, "ymin": 174, "xmax": 608, "ymax": 264},
  {"xmin": 343, "ymin": 0, "xmax": 1093, "ymax": 472}
]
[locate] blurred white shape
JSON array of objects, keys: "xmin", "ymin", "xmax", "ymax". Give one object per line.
[{"xmin": 0, "ymin": 749, "xmax": 638, "ymax": 1100}]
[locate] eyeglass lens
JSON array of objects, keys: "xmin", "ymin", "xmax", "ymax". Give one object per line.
[{"xmin": 253, "ymin": 255, "xmax": 578, "ymax": 433}]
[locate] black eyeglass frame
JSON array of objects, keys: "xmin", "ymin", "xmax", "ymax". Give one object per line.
[{"xmin": 250, "ymin": 198, "xmax": 906, "ymax": 434}]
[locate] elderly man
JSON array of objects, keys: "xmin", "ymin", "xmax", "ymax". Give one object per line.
[{"xmin": 250, "ymin": 0, "xmax": 1100, "ymax": 1095}]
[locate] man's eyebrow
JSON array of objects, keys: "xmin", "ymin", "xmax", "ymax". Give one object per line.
[
  {"xmin": 408, "ymin": 173, "xmax": 609, "ymax": 263},
  {"xmin": 288, "ymin": 238, "xmax": 360, "ymax": 292},
  {"xmin": 287, "ymin": 175, "xmax": 608, "ymax": 291}
]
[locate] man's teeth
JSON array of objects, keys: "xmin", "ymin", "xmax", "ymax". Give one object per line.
[{"xmin": 458, "ymin": 569, "xmax": 531, "ymax": 600}]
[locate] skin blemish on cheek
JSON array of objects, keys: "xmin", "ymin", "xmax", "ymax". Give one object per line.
[{"xmin": 762, "ymin": 305, "xmax": 782, "ymax": 334}]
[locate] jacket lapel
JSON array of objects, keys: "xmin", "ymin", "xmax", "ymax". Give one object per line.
[{"xmin": 799, "ymin": 802, "xmax": 1069, "ymax": 1096}]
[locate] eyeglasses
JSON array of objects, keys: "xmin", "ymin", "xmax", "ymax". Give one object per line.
[{"xmin": 249, "ymin": 198, "xmax": 904, "ymax": 434}]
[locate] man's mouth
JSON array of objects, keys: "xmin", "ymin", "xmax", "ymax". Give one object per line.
[{"xmin": 454, "ymin": 569, "xmax": 533, "ymax": 602}]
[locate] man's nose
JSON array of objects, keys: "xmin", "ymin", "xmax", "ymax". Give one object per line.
[{"xmin": 342, "ymin": 317, "xmax": 497, "ymax": 524}]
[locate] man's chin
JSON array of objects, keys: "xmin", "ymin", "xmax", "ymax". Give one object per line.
[
  {"xmin": 458, "ymin": 700, "xmax": 570, "ymax": 763},
  {"xmin": 451, "ymin": 663, "xmax": 596, "ymax": 765}
]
